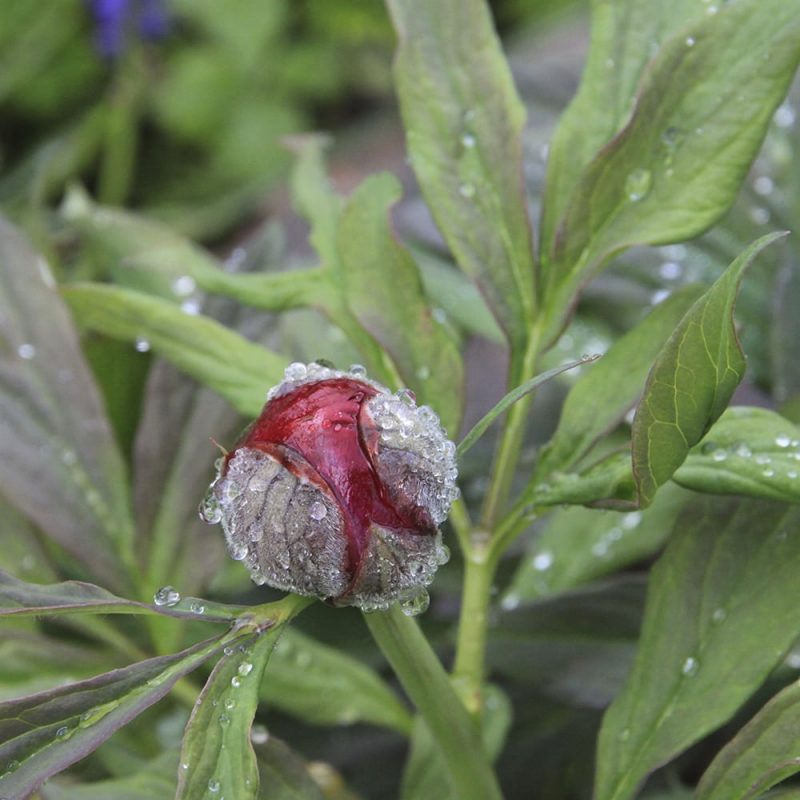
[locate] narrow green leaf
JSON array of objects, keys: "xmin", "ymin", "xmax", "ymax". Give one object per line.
[
  {"xmin": 0, "ymin": 569, "xmax": 242, "ymax": 622},
  {"xmin": 0, "ymin": 635, "xmax": 229, "ymax": 799},
  {"xmin": 0, "ymin": 217, "xmax": 135, "ymax": 588},
  {"xmin": 262, "ymin": 629, "xmax": 412, "ymax": 734},
  {"xmin": 458, "ymin": 356, "xmax": 598, "ymax": 459},
  {"xmin": 632, "ymin": 234, "xmax": 785, "ymax": 506},
  {"xmin": 386, "ymin": 0, "xmax": 536, "ymax": 352},
  {"xmin": 254, "ymin": 736, "xmax": 326, "ymax": 800},
  {"xmin": 544, "ymin": 0, "xmax": 800, "ymax": 336},
  {"xmin": 176, "ymin": 629, "xmax": 279, "ymax": 800},
  {"xmin": 338, "ymin": 173, "xmax": 465, "ymax": 434},
  {"xmin": 63, "ymin": 283, "xmax": 284, "ymax": 417},
  {"xmin": 536, "ymin": 286, "xmax": 704, "ymax": 478},
  {"xmin": 504, "ymin": 483, "xmax": 690, "ymax": 603},
  {"xmin": 541, "ymin": 0, "xmax": 708, "ymax": 253},
  {"xmin": 674, "ymin": 407, "xmax": 800, "ymax": 503},
  {"xmin": 596, "ymin": 496, "xmax": 800, "ymax": 800},
  {"xmin": 772, "ymin": 258, "xmax": 800, "ymax": 406},
  {"xmin": 696, "ymin": 678, "xmax": 800, "ymax": 800}
]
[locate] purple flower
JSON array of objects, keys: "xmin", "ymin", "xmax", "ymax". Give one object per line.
[{"xmin": 90, "ymin": 0, "xmax": 169, "ymax": 59}]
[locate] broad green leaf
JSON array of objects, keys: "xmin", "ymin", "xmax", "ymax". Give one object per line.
[
  {"xmin": 400, "ymin": 685, "xmax": 511, "ymax": 800},
  {"xmin": 0, "ymin": 217, "xmax": 135, "ymax": 588},
  {"xmin": 504, "ymin": 483, "xmax": 690, "ymax": 603},
  {"xmin": 254, "ymin": 736, "xmax": 326, "ymax": 800},
  {"xmin": 0, "ymin": 569, "xmax": 243, "ymax": 622},
  {"xmin": 40, "ymin": 749, "xmax": 179, "ymax": 800},
  {"xmin": 596, "ymin": 497, "xmax": 800, "ymax": 800},
  {"xmin": 63, "ymin": 186, "xmax": 319, "ymax": 311},
  {"xmin": 490, "ymin": 576, "xmax": 645, "ymax": 710},
  {"xmin": 632, "ymin": 234, "xmax": 785, "ymax": 506},
  {"xmin": 176, "ymin": 629, "xmax": 278, "ymax": 800},
  {"xmin": 63, "ymin": 283, "xmax": 284, "ymax": 417},
  {"xmin": 674, "ymin": 407, "xmax": 800, "ymax": 503},
  {"xmin": 696, "ymin": 678, "xmax": 800, "ymax": 800},
  {"xmin": 535, "ymin": 286, "xmax": 704, "ymax": 478},
  {"xmin": 458, "ymin": 356, "xmax": 597, "ymax": 459},
  {"xmin": 262, "ymin": 629, "xmax": 412, "ymax": 734},
  {"xmin": 530, "ymin": 450, "xmax": 637, "ymax": 509},
  {"xmin": 543, "ymin": 0, "xmax": 800, "ymax": 337},
  {"xmin": 386, "ymin": 0, "xmax": 536, "ymax": 353},
  {"xmin": 338, "ymin": 173, "xmax": 464, "ymax": 434},
  {"xmin": 541, "ymin": 0, "xmax": 708, "ymax": 253},
  {"xmin": 0, "ymin": 634, "xmax": 230, "ymax": 799}
]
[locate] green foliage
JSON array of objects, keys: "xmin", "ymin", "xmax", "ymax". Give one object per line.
[{"xmin": 2, "ymin": 0, "xmax": 800, "ymax": 797}]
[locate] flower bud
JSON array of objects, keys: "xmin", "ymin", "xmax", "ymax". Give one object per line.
[{"xmin": 200, "ymin": 362, "xmax": 458, "ymax": 612}]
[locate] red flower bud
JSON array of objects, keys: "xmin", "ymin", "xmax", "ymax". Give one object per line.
[{"xmin": 200, "ymin": 363, "xmax": 458, "ymax": 612}]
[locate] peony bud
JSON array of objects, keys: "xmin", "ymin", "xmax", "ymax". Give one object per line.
[{"xmin": 200, "ymin": 362, "xmax": 458, "ymax": 613}]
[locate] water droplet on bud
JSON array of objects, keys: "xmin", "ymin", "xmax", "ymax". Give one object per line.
[
  {"xmin": 400, "ymin": 589, "xmax": 430, "ymax": 617},
  {"xmin": 153, "ymin": 586, "xmax": 181, "ymax": 607}
]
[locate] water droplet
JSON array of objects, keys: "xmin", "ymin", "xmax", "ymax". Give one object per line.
[
  {"xmin": 711, "ymin": 607, "xmax": 727, "ymax": 624},
  {"xmin": 181, "ymin": 762, "xmax": 190, "ymax": 770},
  {"xmin": 750, "ymin": 206, "xmax": 770, "ymax": 225},
  {"xmin": 208, "ymin": 778, "xmax": 221, "ymax": 793},
  {"xmin": 223, "ymin": 646, "xmax": 235, "ymax": 656},
  {"xmin": 681, "ymin": 656, "xmax": 699, "ymax": 677},
  {"xmin": 623, "ymin": 512, "xmax": 642, "ymax": 529},
  {"xmin": 229, "ymin": 542, "xmax": 248, "ymax": 561},
  {"xmin": 501, "ymin": 593, "xmax": 520, "ymax": 611},
  {"xmin": 17, "ymin": 343, "xmax": 36, "ymax": 360},
  {"xmin": 224, "ymin": 698, "xmax": 236, "ymax": 711},
  {"xmin": 788, "ymin": 470, "xmax": 798, "ymax": 479},
  {"xmin": 625, "ymin": 168, "xmax": 652, "ymax": 202},
  {"xmin": 135, "ymin": 337, "xmax": 151, "ymax": 353},
  {"xmin": 459, "ymin": 183, "xmax": 476, "ymax": 199},
  {"xmin": 251, "ymin": 724, "xmax": 269, "ymax": 744},
  {"xmin": 775, "ymin": 103, "xmax": 796, "ymax": 128},
  {"xmin": 309, "ymin": 501, "xmax": 328, "ymax": 521},
  {"xmin": 172, "ymin": 275, "xmax": 196, "ymax": 296},
  {"xmin": 754, "ymin": 454, "xmax": 771, "ymax": 465},
  {"xmin": 416, "ymin": 365, "xmax": 431, "ymax": 381},
  {"xmin": 396, "ymin": 388, "xmax": 416, "ymax": 407},
  {"xmin": 651, "ymin": 289, "xmax": 671, "ymax": 305},
  {"xmin": 435, "ymin": 543, "xmax": 451, "ymax": 565},
  {"xmin": 153, "ymin": 586, "xmax": 181, "ymax": 607},
  {"xmin": 5, "ymin": 761, "xmax": 19, "ymax": 773},
  {"xmin": 400, "ymin": 589, "xmax": 430, "ymax": 617},
  {"xmin": 659, "ymin": 261, "xmax": 682, "ymax": 280},
  {"xmin": 685, "ymin": 36, "xmax": 696, "ymax": 47},
  {"xmin": 734, "ymin": 442, "xmax": 752, "ymax": 458},
  {"xmin": 705, "ymin": 4, "xmax": 718, "ymax": 13},
  {"xmin": 776, "ymin": 434, "xmax": 792, "ymax": 448},
  {"xmin": 461, "ymin": 133, "xmax": 476, "ymax": 148},
  {"xmin": 231, "ymin": 676, "xmax": 241, "ymax": 688},
  {"xmin": 190, "ymin": 602, "xmax": 206, "ymax": 614},
  {"xmin": 284, "ymin": 362, "xmax": 308, "ymax": 382},
  {"xmin": 711, "ymin": 448, "xmax": 728, "ymax": 462},
  {"xmin": 533, "ymin": 551, "xmax": 554, "ymax": 571},
  {"xmin": 56, "ymin": 725, "xmax": 70, "ymax": 738},
  {"xmin": 218, "ymin": 713, "xmax": 230, "ymax": 727},
  {"xmin": 754, "ymin": 176, "xmax": 774, "ymax": 196},
  {"xmin": 181, "ymin": 299, "xmax": 201, "ymax": 315},
  {"xmin": 238, "ymin": 662, "xmax": 253, "ymax": 677},
  {"xmin": 762, "ymin": 468, "xmax": 776, "ymax": 478},
  {"xmin": 661, "ymin": 126, "xmax": 684, "ymax": 150},
  {"xmin": 349, "ymin": 364, "xmax": 367, "ymax": 377}
]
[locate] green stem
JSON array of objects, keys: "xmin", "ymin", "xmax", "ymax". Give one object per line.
[
  {"xmin": 479, "ymin": 326, "xmax": 542, "ymax": 528},
  {"xmin": 364, "ymin": 606, "xmax": 503, "ymax": 800},
  {"xmin": 448, "ymin": 497, "xmax": 473, "ymax": 557},
  {"xmin": 452, "ymin": 536, "xmax": 494, "ymax": 714}
]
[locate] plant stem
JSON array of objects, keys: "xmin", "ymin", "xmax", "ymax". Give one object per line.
[
  {"xmin": 480, "ymin": 325, "xmax": 542, "ymax": 528},
  {"xmin": 452, "ymin": 535, "xmax": 494, "ymax": 714},
  {"xmin": 364, "ymin": 606, "xmax": 503, "ymax": 800},
  {"xmin": 449, "ymin": 496, "xmax": 473, "ymax": 557}
]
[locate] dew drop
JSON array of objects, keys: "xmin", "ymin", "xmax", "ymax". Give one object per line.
[
  {"xmin": 711, "ymin": 607, "xmax": 727, "ymax": 624},
  {"xmin": 734, "ymin": 442, "xmax": 752, "ymax": 458},
  {"xmin": 396, "ymin": 388, "xmax": 416, "ymax": 407},
  {"xmin": 56, "ymin": 725, "xmax": 70, "ymax": 738},
  {"xmin": 625, "ymin": 168, "xmax": 652, "ymax": 202},
  {"xmin": 231, "ymin": 676, "xmax": 241, "ymax": 688},
  {"xmin": 435, "ymin": 543, "xmax": 451, "ymax": 566},
  {"xmin": 659, "ymin": 261, "xmax": 682, "ymax": 280},
  {"xmin": 750, "ymin": 206, "xmax": 770, "ymax": 225},
  {"xmin": 461, "ymin": 133, "xmax": 476, "ymax": 148},
  {"xmin": 754, "ymin": 454, "xmax": 771, "ymax": 465},
  {"xmin": 251, "ymin": 724, "xmax": 269, "ymax": 745},
  {"xmin": 153, "ymin": 586, "xmax": 181, "ymax": 607},
  {"xmin": 532, "ymin": 551, "xmax": 554, "ymax": 571},
  {"xmin": 181, "ymin": 762, "xmax": 190, "ymax": 771},
  {"xmin": 309, "ymin": 501, "xmax": 328, "ymax": 521},
  {"xmin": 135, "ymin": 337, "xmax": 151, "ymax": 353},
  {"xmin": 776, "ymin": 434, "xmax": 792, "ymax": 448},
  {"xmin": 651, "ymin": 289, "xmax": 671, "ymax": 305},
  {"xmin": 754, "ymin": 176, "xmax": 775, "ymax": 196},
  {"xmin": 349, "ymin": 364, "xmax": 367, "ymax": 377},
  {"xmin": 416, "ymin": 365, "xmax": 431, "ymax": 381},
  {"xmin": 284, "ymin": 362, "xmax": 307, "ymax": 382},
  {"xmin": 501, "ymin": 593, "xmax": 520, "ymax": 611},
  {"xmin": 181, "ymin": 299, "xmax": 201, "ymax": 315},
  {"xmin": 218, "ymin": 713, "xmax": 230, "ymax": 727},
  {"xmin": 661, "ymin": 126, "xmax": 684, "ymax": 151},
  {"xmin": 775, "ymin": 103, "xmax": 796, "ymax": 128},
  {"xmin": 623, "ymin": 511, "xmax": 642, "ymax": 529},
  {"xmin": 238, "ymin": 662, "xmax": 254, "ymax": 677},
  {"xmin": 681, "ymin": 656, "xmax": 699, "ymax": 677},
  {"xmin": 400, "ymin": 589, "xmax": 430, "ymax": 617},
  {"xmin": 172, "ymin": 275, "xmax": 196, "ymax": 296},
  {"xmin": 459, "ymin": 183, "xmax": 476, "ymax": 199},
  {"xmin": 190, "ymin": 602, "xmax": 206, "ymax": 614},
  {"xmin": 711, "ymin": 448, "xmax": 728, "ymax": 462},
  {"xmin": 685, "ymin": 36, "xmax": 696, "ymax": 46},
  {"xmin": 208, "ymin": 778, "xmax": 221, "ymax": 793},
  {"xmin": 229, "ymin": 542, "xmax": 248, "ymax": 561},
  {"xmin": 762, "ymin": 468, "xmax": 776, "ymax": 478},
  {"xmin": 17, "ymin": 343, "xmax": 36, "ymax": 360}
]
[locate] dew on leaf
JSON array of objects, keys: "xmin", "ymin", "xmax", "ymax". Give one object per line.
[
  {"xmin": 681, "ymin": 656, "xmax": 699, "ymax": 677},
  {"xmin": 625, "ymin": 168, "xmax": 652, "ymax": 202},
  {"xmin": 153, "ymin": 586, "xmax": 181, "ymax": 607}
]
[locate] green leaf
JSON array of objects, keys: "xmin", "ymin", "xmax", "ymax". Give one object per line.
[
  {"xmin": 458, "ymin": 356, "xmax": 598, "ymax": 459},
  {"xmin": 62, "ymin": 283, "xmax": 284, "ymax": 417},
  {"xmin": 400, "ymin": 685, "xmax": 511, "ymax": 800},
  {"xmin": 632, "ymin": 234, "xmax": 785, "ymax": 506},
  {"xmin": 504, "ymin": 483, "xmax": 690, "ymax": 603},
  {"xmin": 176, "ymin": 629, "xmax": 279, "ymax": 800},
  {"xmin": 771, "ymin": 258, "xmax": 800, "ymax": 406},
  {"xmin": 595, "ymin": 496, "xmax": 800, "ymax": 800},
  {"xmin": 535, "ymin": 286, "xmax": 704, "ymax": 478},
  {"xmin": 543, "ymin": 0, "xmax": 800, "ymax": 336},
  {"xmin": 696, "ymin": 678, "xmax": 800, "ymax": 800},
  {"xmin": 0, "ymin": 217, "xmax": 136, "ymax": 588},
  {"xmin": 262, "ymin": 629, "xmax": 412, "ymax": 734},
  {"xmin": 337, "ymin": 173, "xmax": 465, "ymax": 434},
  {"xmin": 0, "ymin": 634, "xmax": 230, "ymax": 799},
  {"xmin": 541, "ymin": 0, "xmax": 708, "ymax": 253},
  {"xmin": 386, "ymin": 0, "xmax": 536, "ymax": 353},
  {"xmin": 254, "ymin": 736, "xmax": 326, "ymax": 800},
  {"xmin": 674, "ymin": 407, "xmax": 800, "ymax": 503},
  {"xmin": 0, "ymin": 570, "xmax": 243, "ymax": 622},
  {"xmin": 490, "ymin": 576, "xmax": 645, "ymax": 710}
]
